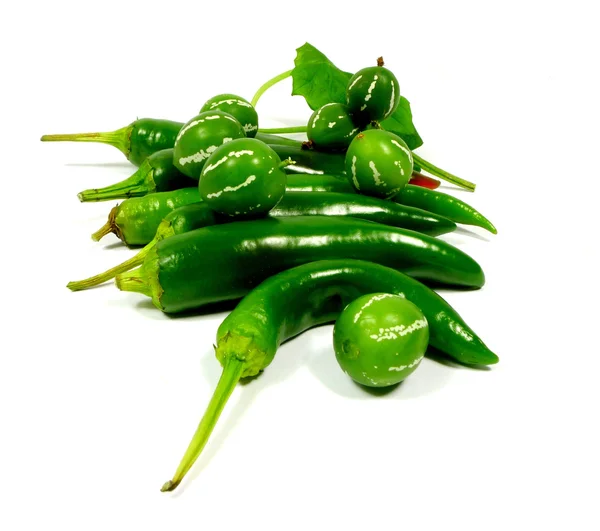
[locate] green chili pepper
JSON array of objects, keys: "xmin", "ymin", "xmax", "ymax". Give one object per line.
[
  {"xmin": 77, "ymin": 149, "xmax": 195, "ymax": 202},
  {"xmin": 41, "ymin": 117, "xmax": 310, "ymax": 167},
  {"xmin": 40, "ymin": 118, "xmax": 183, "ymax": 167},
  {"xmin": 285, "ymin": 173, "xmax": 497, "ymax": 234},
  {"xmin": 91, "ymin": 188, "xmax": 200, "ymax": 246},
  {"xmin": 115, "ymin": 215, "xmax": 484, "ymax": 312},
  {"xmin": 160, "ymin": 259, "xmax": 498, "ymax": 491},
  {"xmin": 67, "ymin": 192, "xmax": 457, "ymax": 291}
]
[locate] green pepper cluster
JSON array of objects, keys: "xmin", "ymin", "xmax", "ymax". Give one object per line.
[{"xmin": 41, "ymin": 45, "xmax": 498, "ymax": 494}]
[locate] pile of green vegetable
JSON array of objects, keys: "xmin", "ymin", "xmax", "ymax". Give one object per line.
[{"xmin": 41, "ymin": 43, "xmax": 498, "ymax": 492}]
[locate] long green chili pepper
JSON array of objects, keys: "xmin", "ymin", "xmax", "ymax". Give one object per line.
[
  {"xmin": 68, "ymin": 192, "xmax": 456, "ymax": 291},
  {"xmin": 285, "ymin": 174, "xmax": 497, "ymax": 234},
  {"xmin": 77, "ymin": 146, "xmax": 437, "ymax": 202},
  {"xmin": 77, "ymin": 149, "xmax": 195, "ymax": 202},
  {"xmin": 91, "ymin": 188, "xmax": 200, "ymax": 246},
  {"xmin": 160, "ymin": 258, "xmax": 498, "ymax": 491},
  {"xmin": 40, "ymin": 118, "xmax": 183, "ymax": 167},
  {"xmin": 115, "ymin": 215, "xmax": 485, "ymax": 312},
  {"xmin": 41, "ymin": 116, "xmax": 308, "ymax": 167}
]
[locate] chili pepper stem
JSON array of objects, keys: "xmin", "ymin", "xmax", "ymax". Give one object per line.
[
  {"xmin": 161, "ymin": 356, "xmax": 245, "ymax": 492},
  {"xmin": 40, "ymin": 126, "xmax": 131, "ymax": 160},
  {"xmin": 412, "ymin": 154, "xmax": 476, "ymax": 192},
  {"xmin": 251, "ymin": 69, "xmax": 293, "ymax": 107},
  {"xmin": 115, "ymin": 266, "xmax": 153, "ymax": 297},
  {"xmin": 91, "ymin": 206, "xmax": 121, "ymax": 242},
  {"xmin": 78, "ymin": 161, "xmax": 152, "ymax": 202},
  {"xmin": 67, "ymin": 241, "xmax": 156, "ymax": 291}
]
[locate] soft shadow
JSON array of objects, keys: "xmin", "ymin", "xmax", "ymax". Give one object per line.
[
  {"xmin": 306, "ymin": 331, "xmax": 454, "ymax": 400},
  {"xmin": 454, "ymin": 226, "xmax": 491, "ymax": 242},
  {"xmin": 175, "ymin": 376, "xmax": 261, "ymax": 489},
  {"xmin": 135, "ymin": 299, "xmax": 162, "ymax": 312},
  {"xmin": 161, "ymin": 299, "xmax": 240, "ymax": 320},
  {"xmin": 179, "ymin": 343, "xmax": 308, "ymax": 488},
  {"xmin": 66, "ymin": 161, "xmax": 133, "ymax": 169},
  {"xmin": 421, "ymin": 280, "xmax": 483, "ymax": 293},
  {"xmin": 100, "ymin": 241, "xmax": 129, "ymax": 251},
  {"xmin": 354, "ymin": 381, "xmax": 402, "ymax": 396}
]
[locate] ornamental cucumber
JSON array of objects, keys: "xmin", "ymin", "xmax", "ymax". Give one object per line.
[
  {"xmin": 173, "ymin": 111, "xmax": 246, "ymax": 179},
  {"xmin": 307, "ymin": 102, "xmax": 360, "ymax": 150},
  {"xmin": 200, "ymin": 94, "xmax": 259, "ymax": 137}
]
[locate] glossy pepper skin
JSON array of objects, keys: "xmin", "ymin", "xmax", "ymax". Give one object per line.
[
  {"xmin": 285, "ymin": 173, "xmax": 497, "ymax": 234},
  {"xmin": 77, "ymin": 148, "xmax": 194, "ymax": 201},
  {"xmin": 271, "ymin": 192, "xmax": 455, "ymax": 236},
  {"xmin": 87, "ymin": 185, "xmax": 455, "ymax": 249},
  {"xmin": 68, "ymin": 193, "xmax": 456, "ymax": 291},
  {"xmin": 116, "ymin": 215, "xmax": 485, "ymax": 313},
  {"xmin": 91, "ymin": 188, "xmax": 200, "ymax": 246},
  {"xmin": 217, "ymin": 259, "xmax": 498, "ymax": 372},
  {"xmin": 128, "ymin": 119, "xmax": 182, "ymax": 166}
]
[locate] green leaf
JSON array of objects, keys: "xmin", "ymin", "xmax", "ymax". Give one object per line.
[
  {"xmin": 380, "ymin": 96, "xmax": 423, "ymax": 150},
  {"xmin": 291, "ymin": 43, "xmax": 352, "ymax": 111}
]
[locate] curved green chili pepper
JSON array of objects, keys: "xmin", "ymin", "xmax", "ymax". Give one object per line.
[
  {"xmin": 115, "ymin": 215, "xmax": 485, "ymax": 312},
  {"xmin": 285, "ymin": 174, "xmax": 497, "ymax": 234},
  {"xmin": 67, "ymin": 192, "xmax": 456, "ymax": 291},
  {"xmin": 160, "ymin": 258, "xmax": 498, "ymax": 491},
  {"xmin": 77, "ymin": 149, "xmax": 195, "ymax": 202}
]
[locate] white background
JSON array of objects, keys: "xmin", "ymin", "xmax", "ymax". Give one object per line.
[{"xmin": 2, "ymin": 1, "xmax": 599, "ymax": 530}]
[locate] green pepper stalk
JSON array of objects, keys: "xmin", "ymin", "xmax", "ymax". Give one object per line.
[
  {"xmin": 160, "ymin": 356, "xmax": 245, "ymax": 492},
  {"xmin": 77, "ymin": 149, "xmax": 194, "ymax": 202},
  {"xmin": 159, "ymin": 259, "xmax": 498, "ymax": 492}
]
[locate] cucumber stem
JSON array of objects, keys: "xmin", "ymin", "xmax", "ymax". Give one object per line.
[
  {"xmin": 160, "ymin": 356, "xmax": 245, "ymax": 492},
  {"xmin": 412, "ymin": 154, "xmax": 476, "ymax": 192},
  {"xmin": 67, "ymin": 241, "xmax": 156, "ymax": 291},
  {"xmin": 251, "ymin": 69, "xmax": 293, "ymax": 107},
  {"xmin": 259, "ymin": 126, "xmax": 308, "ymax": 134},
  {"xmin": 114, "ymin": 266, "xmax": 152, "ymax": 297},
  {"xmin": 40, "ymin": 126, "xmax": 131, "ymax": 160},
  {"xmin": 78, "ymin": 161, "xmax": 152, "ymax": 202},
  {"xmin": 91, "ymin": 206, "xmax": 122, "ymax": 242}
]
